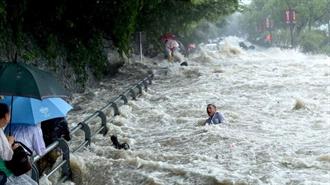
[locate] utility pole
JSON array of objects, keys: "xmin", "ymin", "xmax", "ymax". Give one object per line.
[
  {"xmin": 139, "ymin": 32, "xmax": 143, "ymax": 62},
  {"xmin": 289, "ymin": 22, "xmax": 294, "ymax": 47}
]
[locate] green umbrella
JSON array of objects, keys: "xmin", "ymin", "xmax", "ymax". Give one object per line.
[{"xmin": 0, "ymin": 62, "xmax": 70, "ymax": 99}]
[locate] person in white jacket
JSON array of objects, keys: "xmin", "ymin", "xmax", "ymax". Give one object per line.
[
  {"xmin": 164, "ymin": 39, "xmax": 186, "ymax": 63},
  {"xmin": 6, "ymin": 124, "xmax": 46, "ymax": 156},
  {"xmin": 165, "ymin": 38, "xmax": 179, "ymax": 62},
  {"xmin": 0, "ymin": 103, "xmax": 15, "ymax": 177},
  {"xmin": 0, "ymin": 103, "xmax": 37, "ymax": 185}
]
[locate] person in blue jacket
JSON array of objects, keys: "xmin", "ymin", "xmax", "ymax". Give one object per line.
[{"xmin": 205, "ymin": 104, "xmax": 224, "ymax": 125}]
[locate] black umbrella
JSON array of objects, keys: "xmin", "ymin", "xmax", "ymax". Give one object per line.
[
  {"xmin": 0, "ymin": 62, "xmax": 70, "ymax": 99},
  {"xmin": 0, "ymin": 62, "xmax": 70, "ymax": 135}
]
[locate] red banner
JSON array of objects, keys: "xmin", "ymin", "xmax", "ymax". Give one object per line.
[{"xmin": 285, "ymin": 9, "xmax": 296, "ymax": 24}]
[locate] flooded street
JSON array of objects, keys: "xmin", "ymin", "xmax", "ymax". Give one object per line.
[{"xmin": 65, "ymin": 37, "xmax": 330, "ymax": 185}]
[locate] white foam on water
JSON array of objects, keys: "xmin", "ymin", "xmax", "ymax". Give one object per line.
[{"xmin": 64, "ymin": 36, "xmax": 330, "ymax": 185}]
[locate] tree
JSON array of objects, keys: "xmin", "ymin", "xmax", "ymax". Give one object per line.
[
  {"xmin": 241, "ymin": 0, "xmax": 330, "ymax": 48},
  {"xmin": 0, "ymin": 0, "xmax": 239, "ymax": 86}
]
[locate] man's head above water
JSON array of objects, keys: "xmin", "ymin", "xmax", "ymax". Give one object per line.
[{"xmin": 206, "ymin": 104, "xmax": 217, "ymax": 117}]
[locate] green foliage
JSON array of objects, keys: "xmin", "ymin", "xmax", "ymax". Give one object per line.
[
  {"xmin": 66, "ymin": 34, "xmax": 108, "ymax": 86},
  {"xmin": 44, "ymin": 34, "xmax": 62, "ymax": 61},
  {"xmin": 320, "ymin": 45, "xmax": 330, "ymax": 56},
  {"xmin": 0, "ymin": 1, "xmax": 5, "ymax": 17},
  {"xmin": 111, "ymin": 0, "xmax": 140, "ymax": 54},
  {"xmin": 184, "ymin": 19, "xmax": 227, "ymax": 44},
  {"xmin": 67, "ymin": 44, "xmax": 89, "ymax": 88},
  {"xmin": 87, "ymin": 35, "xmax": 108, "ymax": 79},
  {"xmin": 272, "ymin": 29, "xmax": 291, "ymax": 46},
  {"xmin": 21, "ymin": 48, "xmax": 40, "ymax": 61},
  {"xmin": 241, "ymin": 0, "xmax": 330, "ymax": 54},
  {"xmin": 138, "ymin": 0, "xmax": 238, "ymax": 51},
  {"xmin": 242, "ymin": 0, "xmax": 330, "ymax": 32},
  {"xmin": 0, "ymin": 0, "xmax": 239, "ymax": 87},
  {"xmin": 299, "ymin": 30, "xmax": 327, "ymax": 53}
]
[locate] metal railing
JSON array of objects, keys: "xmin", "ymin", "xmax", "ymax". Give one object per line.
[{"xmin": 31, "ymin": 73, "xmax": 153, "ymax": 183}]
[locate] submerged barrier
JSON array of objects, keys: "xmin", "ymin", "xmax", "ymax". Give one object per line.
[{"xmin": 31, "ymin": 73, "xmax": 153, "ymax": 183}]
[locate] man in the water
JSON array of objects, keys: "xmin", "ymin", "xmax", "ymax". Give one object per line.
[{"xmin": 205, "ymin": 104, "xmax": 224, "ymax": 125}]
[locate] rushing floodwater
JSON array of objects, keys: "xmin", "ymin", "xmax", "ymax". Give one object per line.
[{"xmin": 51, "ymin": 37, "xmax": 329, "ymax": 185}]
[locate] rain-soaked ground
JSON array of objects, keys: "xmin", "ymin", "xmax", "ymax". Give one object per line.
[{"xmin": 42, "ymin": 37, "xmax": 330, "ymax": 185}]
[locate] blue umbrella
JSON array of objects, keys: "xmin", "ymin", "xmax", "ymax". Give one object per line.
[{"xmin": 0, "ymin": 96, "xmax": 72, "ymax": 125}]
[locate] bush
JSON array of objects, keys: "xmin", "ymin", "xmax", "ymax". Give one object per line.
[
  {"xmin": 320, "ymin": 45, "xmax": 330, "ymax": 56},
  {"xmin": 299, "ymin": 30, "xmax": 327, "ymax": 53}
]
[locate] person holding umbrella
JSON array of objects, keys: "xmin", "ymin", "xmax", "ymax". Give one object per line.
[
  {"xmin": 165, "ymin": 38, "xmax": 179, "ymax": 62},
  {"xmin": 6, "ymin": 124, "xmax": 46, "ymax": 156},
  {"xmin": 161, "ymin": 33, "xmax": 184, "ymax": 63},
  {"xmin": 0, "ymin": 61, "xmax": 71, "ymax": 155},
  {"xmin": 0, "ymin": 103, "xmax": 15, "ymax": 183},
  {"xmin": 0, "ymin": 61, "xmax": 70, "ymax": 184},
  {"xmin": 0, "ymin": 96, "xmax": 72, "ymax": 156},
  {"xmin": 36, "ymin": 117, "xmax": 72, "ymax": 176},
  {"xmin": 0, "ymin": 103, "xmax": 37, "ymax": 185}
]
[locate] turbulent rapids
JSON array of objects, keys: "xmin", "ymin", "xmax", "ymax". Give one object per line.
[{"xmin": 48, "ymin": 37, "xmax": 329, "ymax": 185}]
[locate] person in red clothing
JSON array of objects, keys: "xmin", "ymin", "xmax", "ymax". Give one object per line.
[{"xmin": 164, "ymin": 38, "xmax": 180, "ymax": 62}]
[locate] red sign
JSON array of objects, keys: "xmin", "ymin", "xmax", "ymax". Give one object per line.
[
  {"xmin": 265, "ymin": 18, "xmax": 274, "ymax": 29},
  {"xmin": 265, "ymin": 34, "xmax": 272, "ymax": 42},
  {"xmin": 285, "ymin": 9, "xmax": 296, "ymax": 24},
  {"xmin": 285, "ymin": 10, "xmax": 290, "ymax": 24}
]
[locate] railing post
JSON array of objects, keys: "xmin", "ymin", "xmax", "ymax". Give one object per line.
[
  {"xmin": 120, "ymin": 94, "xmax": 128, "ymax": 104},
  {"xmin": 129, "ymin": 88, "xmax": 136, "ymax": 100},
  {"xmin": 137, "ymin": 83, "xmax": 143, "ymax": 95},
  {"xmin": 79, "ymin": 122, "xmax": 91, "ymax": 146},
  {"xmin": 111, "ymin": 103, "xmax": 120, "ymax": 116},
  {"xmin": 57, "ymin": 138, "xmax": 71, "ymax": 178},
  {"xmin": 96, "ymin": 111, "xmax": 108, "ymax": 136},
  {"xmin": 143, "ymin": 80, "xmax": 148, "ymax": 91},
  {"xmin": 31, "ymin": 163, "xmax": 39, "ymax": 182},
  {"xmin": 29, "ymin": 73, "xmax": 154, "ymax": 184},
  {"xmin": 147, "ymin": 75, "xmax": 152, "ymax": 85}
]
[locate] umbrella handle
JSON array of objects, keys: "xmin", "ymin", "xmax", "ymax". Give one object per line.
[{"xmin": 13, "ymin": 141, "xmax": 33, "ymax": 156}]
